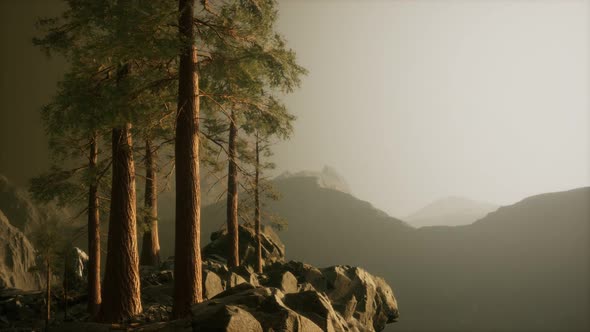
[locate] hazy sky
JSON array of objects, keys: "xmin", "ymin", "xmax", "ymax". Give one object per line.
[
  {"xmin": 0, "ymin": 1, "xmax": 588, "ymax": 218},
  {"xmin": 272, "ymin": 0, "xmax": 590, "ymax": 217}
]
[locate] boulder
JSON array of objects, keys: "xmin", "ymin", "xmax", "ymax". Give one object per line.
[
  {"xmin": 225, "ymin": 272, "xmax": 247, "ymax": 289},
  {"xmin": 191, "ymin": 285, "xmax": 323, "ymax": 332},
  {"xmin": 134, "ymin": 319, "xmax": 193, "ymax": 332},
  {"xmin": 229, "ymin": 265, "xmax": 259, "ymax": 287},
  {"xmin": 283, "ymin": 290, "xmax": 349, "ymax": 332},
  {"xmin": 265, "ymin": 261, "xmax": 399, "ymax": 331},
  {"xmin": 203, "ymin": 225, "xmax": 285, "ymax": 268},
  {"xmin": 272, "ymin": 261, "xmax": 327, "ymax": 290},
  {"xmin": 321, "ymin": 266, "xmax": 399, "ymax": 331},
  {"xmin": 202, "ymin": 270, "xmax": 224, "ymax": 300},
  {"xmin": 0, "ymin": 210, "xmax": 41, "ymax": 290},
  {"xmin": 265, "ymin": 270, "xmax": 298, "ymax": 294},
  {"xmin": 192, "ymin": 305, "xmax": 262, "ymax": 332},
  {"xmin": 64, "ymin": 247, "xmax": 88, "ymax": 291}
]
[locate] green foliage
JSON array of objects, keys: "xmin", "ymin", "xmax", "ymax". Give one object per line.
[
  {"xmin": 31, "ymin": 0, "xmax": 306, "ymax": 237},
  {"xmin": 198, "ymin": 0, "xmax": 305, "ymax": 215},
  {"xmin": 31, "ymin": 0, "xmax": 179, "ymax": 216},
  {"xmin": 29, "ymin": 217, "xmax": 70, "ymax": 273}
]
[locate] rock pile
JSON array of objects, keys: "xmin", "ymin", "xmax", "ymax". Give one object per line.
[
  {"xmin": 137, "ymin": 225, "xmax": 399, "ymax": 331},
  {"xmin": 203, "ymin": 224, "xmax": 285, "ymax": 267},
  {"xmin": 1, "ymin": 224, "xmax": 399, "ymax": 332},
  {"xmin": 190, "ymin": 261, "xmax": 399, "ymax": 332}
]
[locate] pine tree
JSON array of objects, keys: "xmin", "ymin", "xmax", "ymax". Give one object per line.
[
  {"xmin": 34, "ymin": 0, "xmax": 178, "ymax": 321},
  {"xmin": 172, "ymin": 0, "xmax": 203, "ymax": 317},
  {"xmin": 28, "ymin": 62, "xmax": 112, "ymax": 317},
  {"xmin": 240, "ymin": 96, "xmax": 294, "ymax": 272},
  {"xmin": 100, "ymin": 122, "xmax": 142, "ymax": 322},
  {"xmin": 139, "ymin": 138, "xmax": 161, "ymax": 267},
  {"xmin": 198, "ymin": 0, "xmax": 306, "ymax": 268},
  {"xmin": 29, "ymin": 218, "xmax": 69, "ymax": 329}
]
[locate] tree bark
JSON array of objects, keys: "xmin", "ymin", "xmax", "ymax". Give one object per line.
[
  {"xmin": 140, "ymin": 139, "xmax": 160, "ymax": 267},
  {"xmin": 226, "ymin": 110, "xmax": 239, "ymax": 268},
  {"xmin": 63, "ymin": 251, "xmax": 68, "ymax": 321},
  {"xmin": 87, "ymin": 133, "xmax": 101, "ymax": 317},
  {"xmin": 173, "ymin": 0, "xmax": 203, "ymax": 318},
  {"xmin": 254, "ymin": 135, "xmax": 262, "ymax": 274},
  {"xmin": 99, "ymin": 124, "xmax": 142, "ymax": 323},
  {"xmin": 45, "ymin": 257, "xmax": 51, "ymax": 330}
]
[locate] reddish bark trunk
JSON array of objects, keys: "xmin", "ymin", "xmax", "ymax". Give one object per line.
[
  {"xmin": 99, "ymin": 124, "xmax": 142, "ymax": 323},
  {"xmin": 87, "ymin": 133, "xmax": 101, "ymax": 317},
  {"xmin": 254, "ymin": 136, "xmax": 262, "ymax": 274},
  {"xmin": 140, "ymin": 139, "xmax": 160, "ymax": 267},
  {"xmin": 226, "ymin": 110, "xmax": 239, "ymax": 268},
  {"xmin": 45, "ymin": 257, "xmax": 51, "ymax": 329},
  {"xmin": 63, "ymin": 252, "xmax": 68, "ymax": 321},
  {"xmin": 173, "ymin": 0, "xmax": 203, "ymax": 318}
]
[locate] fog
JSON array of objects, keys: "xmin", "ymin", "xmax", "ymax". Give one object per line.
[
  {"xmin": 1, "ymin": 0, "xmax": 588, "ymax": 217},
  {"xmin": 1, "ymin": 2, "xmax": 589, "ymax": 331},
  {"xmin": 272, "ymin": 0, "xmax": 590, "ymax": 216}
]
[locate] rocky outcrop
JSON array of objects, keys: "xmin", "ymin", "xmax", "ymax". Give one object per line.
[
  {"xmin": 64, "ymin": 247, "xmax": 89, "ymax": 291},
  {"xmin": 0, "ymin": 210, "xmax": 41, "ymax": 290},
  {"xmin": 191, "ymin": 263, "xmax": 399, "ymax": 332},
  {"xmin": 192, "ymin": 283, "xmax": 323, "ymax": 332},
  {"xmin": 3, "ymin": 223, "xmax": 399, "ymax": 332},
  {"xmin": 203, "ymin": 225, "xmax": 285, "ymax": 267},
  {"xmin": 276, "ymin": 166, "xmax": 352, "ymax": 195},
  {"xmin": 137, "ymin": 224, "xmax": 398, "ymax": 331},
  {"xmin": 197, "ymin": 225, "xmax": 399, "ymax": 331},
  {"xmin": 260, "ymin": 262, "xmax": 399, "ymax": 331}
]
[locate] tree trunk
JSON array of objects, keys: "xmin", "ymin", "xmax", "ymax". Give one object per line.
[
  {"xmin": 63, "ymin": 251, "xmax": 68, "ymax": 321},
  {"xmin": 140, "ymin": 139, "xmax": 160, "ymax": 267},
  {"xmin": 254, "ymin": 135, "xmax": 262, "ymax": 274},
  {"xmin": 226, "ymin": 110, "xmax": 239, "ymax": 268},
  {"xmin": 45, "ymin": 257, "xmax": 51, "ymax": 330},
  {"xmin": 173, "ymin": 0, "xmax": 203, "ymax": 318},
  {"xmin": 87, "ymin": 133, "xmax": 101, "ymax": 317},
  {"xmin": 99, "ymin": 124, "xmax": 142, "ymax": 323}
]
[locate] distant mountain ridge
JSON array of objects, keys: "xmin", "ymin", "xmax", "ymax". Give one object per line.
[
  {"xmin": 275, "ymin": 165, "xmax": 352, "ymax": 194},
  {"xmin": 405, "ymin": 196, "xmax": 499, "ymax": 227},
  {"xmin": 2, "ymin": 172, "xmax": 587, "ymax": 331},
  {"xmin": 184, "ymin": 172, "xmax": 589, "ymax": 332}
]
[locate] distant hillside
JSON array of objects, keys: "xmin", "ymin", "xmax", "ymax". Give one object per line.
[
  {"xmin": 176, "ymin": 175, "xmax": 589, "ymax": 332},
  {"xmin": 158, "ymin": 174, "xmax": 411, "ymax": 260},
  {"xmin": 405, "ymin": 196, "xmax": 499, "ymax": 227},
  {"xmin": 276, "ymin": 165, "xmax": 352, "ymax": 194}
]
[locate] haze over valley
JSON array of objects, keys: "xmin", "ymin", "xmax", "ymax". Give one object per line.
[{"xmin": 0, "ymin": 1, "xmax": 588, "ymax": 331}]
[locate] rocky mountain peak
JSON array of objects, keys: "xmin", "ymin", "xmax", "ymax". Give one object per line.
[{"xmin": 276, "ymin": 166, "xmax": 352, "ymax": 194}]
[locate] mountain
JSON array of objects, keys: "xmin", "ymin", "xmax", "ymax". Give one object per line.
[
  {"xmin": 405, "ymin": 196, "xmax": 499, "ymax": 227},
  {"xmin": 0, "ymin": 210, "xmax": 41, "ymax": 290},
  {"xmin": 178, "ymin": 174, "xmax": 589, "ymax": 332},
  {"xmin": 393, "ymin": 187, "xmax": 590, "ymax": 331},
  {"xmin": 0, "ymin": 175, "xmax": 42, "ymax": 234},
  {"xmin": 276, "ymin": 165, "xmax": 352, "ymax": 194}
]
